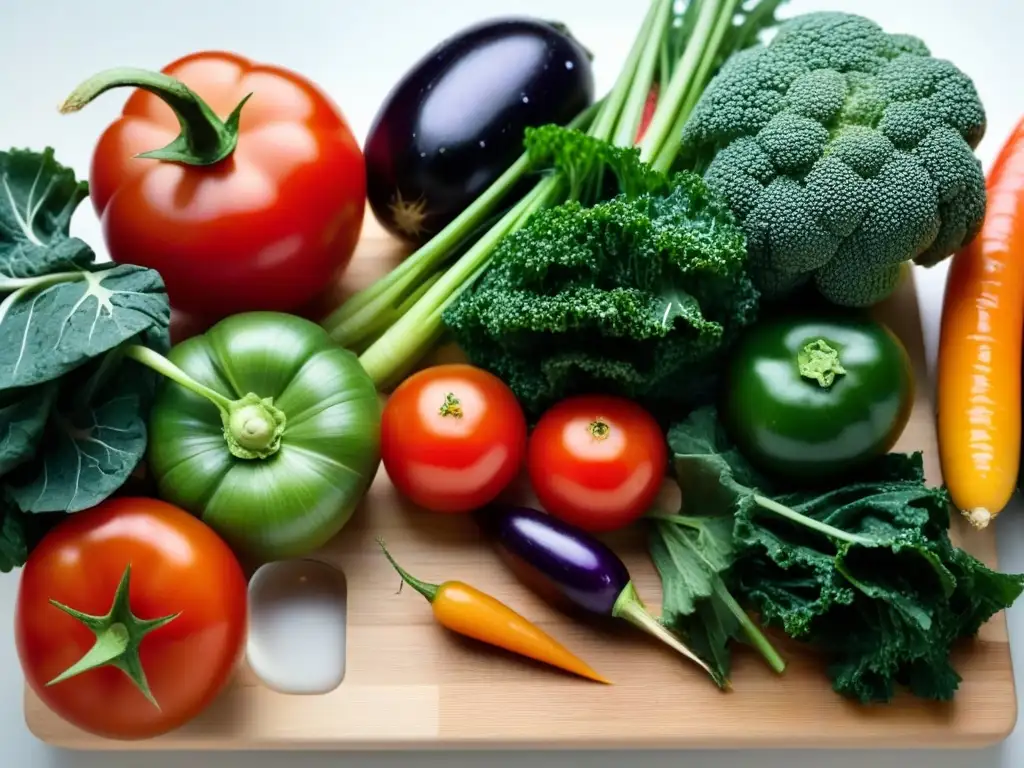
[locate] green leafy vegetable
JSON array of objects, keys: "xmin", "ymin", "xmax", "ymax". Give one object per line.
[
  {"xmin": 0, "ymin": 264, "xmax": 168, "ymax": 390},
  {"xmin": 0, "ymin": 147, "xmax": 94, "ymax": 278},
  {"xmin": 0, "ymin": 498, "xmax": 30, "ymax": 573},
  {"xmin": 649, "ymin": 514, "xmax": 785, "ymax": 681},
  {"xmin": 324, "ymin": 0, "xmax": 787, "ymax": 388},
  {"xmin": 525, "ymin": 125, "xmax": 671, "ymax": 202},
  {"xmin": 661, "ymin": 407, "xmax": 1024, "ymax": 703},
  {"xmin": 0, "ymin": 384, "xmax": 56, "ymax": 475},
  {"xmin": 0, "ymin": 147, "xmax": 171, "ymax": 567},
  {"xmin": 8, "ymin": 332, "xmax": 165, "ymax": 513},
  {"xmin": 443, "ymin": 173, "xmax": 759, "ymax": 415}
]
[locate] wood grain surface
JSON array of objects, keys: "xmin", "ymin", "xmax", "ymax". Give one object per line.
[{"xmin": 24, "ymin": 218, "xmax": 1019, "ymax": 750}]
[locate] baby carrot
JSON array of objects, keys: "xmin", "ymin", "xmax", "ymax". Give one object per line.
[
  {"xmin": 938, "ymin": 115, "xmax": 1024, "ymax": 528},
  {"xmin": 376, "ymin": 538, "xmax": 609, "ymax": 684}
]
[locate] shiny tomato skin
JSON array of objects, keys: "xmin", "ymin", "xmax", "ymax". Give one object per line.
[
  {"xmin": 381, "ymin": 364, "xmax": 527, "ymax": 513},
  {"xmin": 15, "ymin": 498, "xmax": 247, "ymax": 740},
  {"xmin": 90, "ymin": 51, "xmax": 365, "ymax": 318},
  {"xmin": 527, "ymin": 396, "xmax": 667, "ymax": 532}
]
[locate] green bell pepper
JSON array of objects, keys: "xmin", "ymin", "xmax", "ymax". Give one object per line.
[
  {"xmin": 136, "ymin": 312, "xmax": 381, "ymax": 562},
  {"xmin": 722, "ymin": 315, "xmax": 913, "ymax": 481}
]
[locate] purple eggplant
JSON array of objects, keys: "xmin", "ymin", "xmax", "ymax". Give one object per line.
[
  {"xmin": 364, "ymin": 17, "xmax": 594, "ymax": 244},
  {"xmin": 475, "ymin": 505, "xmax": 726, "ymax": 688}
]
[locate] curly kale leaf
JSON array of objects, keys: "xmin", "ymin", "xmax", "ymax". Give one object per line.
[
  {"xmin": 664, "ymin": 407, "xmax": 1024, "ymax": 703},
  {"xmin": 443, "ymin": 174, "xmax": 759, "ymax": 416},
  {"xmin": 525, "ymin": 125, "xmax": 672, "ymax": 202}
]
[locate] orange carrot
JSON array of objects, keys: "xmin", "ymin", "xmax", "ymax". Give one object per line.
[
  {"xmin": 376, "ymin": 538, "xmax": 609, "ymax": 684},
  {"xmin": 938, "ymin": 115, "xmax": 1024, "ymax": 529}
]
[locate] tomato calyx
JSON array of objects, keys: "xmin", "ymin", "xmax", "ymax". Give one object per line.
[
  {"xmin": 587, "ymin": 418, "xmax": 611, "ymax": 441},
  {"xmin": 438, "ymin": 392, "xmax": 464, "ymax": 419},
  {"xmin": 60, "ymin": 66, "xmax": 250, "ymax": 166},
  {"xmin": 125, "ymin": 345, "xmax": 287, "ymax": 459},
  {"xmin": 797, "ymin": 339, "xmax": 847, "ymax": 389},
  {"xmin": 47, "ymin": 563, "xmax": 180, "ymax": 709},
  {"xmin": 223, "ymin": 393, "xmax": 287, "ymax": 459}
]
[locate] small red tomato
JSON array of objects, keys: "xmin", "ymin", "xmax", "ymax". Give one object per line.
[
  {"xmin": 381, "ymin": 364, "xmax": 527, "ymax": 513},
  {"xmin": 527, "ymin": 396, "xmax": 667, "ymax": 532},
  {"xmin": 16, "ymin": 498, "xmax": 247, "ymax": 740}
]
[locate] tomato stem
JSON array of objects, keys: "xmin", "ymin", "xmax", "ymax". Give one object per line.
[
  {"xmin": 124, "ymin": 345, "xmax": 232, "ymax": 409},
  {"xmin": 376, "ymin": 538, "xmax": 439, "ymax": 602},
  {"xmin": 588, "ymin": 418, "xmax": 611, "ymax": 441},
  {"xmin": 47, "ymin": 564, "xmax": 179, "ymax": 709},
  {"xmin": 125, "ymin": 345, "xmax": 287, "ymax": 459},
  {"xmin": 438, "ymin": 393, "xmax": 463, "ymax": 419},
  {"xmin": 60, "ymin": 67, "xmax": 249, "ymax": 166},
  {"xmin": 223, "ymin": 393, "xmax": 287, "ymax": 459}
]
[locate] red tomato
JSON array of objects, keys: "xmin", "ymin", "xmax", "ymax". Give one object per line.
[
  {"xmin": 15, "ymin": 498, "xmax": 247, "ymax": 740},
  {"xmin": 381, "ymin": 364, "xmax": 527, "ymax": 513},
  {"xmin": 82, "ymin": 51, "xmax": 365, "ymax": 318},
  {"xmin": 527, "ymin": 396, "xmax": 667, "ymax": 532}
]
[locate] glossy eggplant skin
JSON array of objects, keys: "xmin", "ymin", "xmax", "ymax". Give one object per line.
[
  {"xmin": 365, "ymin": 18, "xmax": 594, "ymax": 244},
  {"xmin": 474, "ymin": 505, "xmax": 630, "ymax": 616}
]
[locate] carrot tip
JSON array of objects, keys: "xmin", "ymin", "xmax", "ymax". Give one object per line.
[{"xmin": 964, "ymin": 508, "xmax": 992, "ymax": 529}]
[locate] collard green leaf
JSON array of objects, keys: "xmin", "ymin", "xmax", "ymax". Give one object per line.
[
  {"xmin": 667, "ymin": 406, "xmax": 762, "ymax": 513},
  {"xmin": 0, "ymin": 148, "xmax": 94, "ymax": 278},
  {"xmin": 0, "ymin": 383, "xmax": 56, "ymax": 475},
  {"xmin": 0, "ymin": 264, "xmax": 169, "ymax": 390},
  {"xmin": 8, "ymin": 333, "xmax": 166, "ymax": 514},
  {"xmin": 0, "ymin": 496, "xmax": 29, "ymax": 572},
  {"xmin": 650, "ymin": 518, "xmax": 743, "ymax": 680}
]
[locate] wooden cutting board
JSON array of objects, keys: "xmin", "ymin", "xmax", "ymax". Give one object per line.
[{"xmin": 24, "ymin": 218, "xmax": 1019, "ymax": 750}]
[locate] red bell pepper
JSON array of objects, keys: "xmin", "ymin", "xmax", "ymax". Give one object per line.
[{"xmin": 62, "ymin": 52, "xmax": 365, "ymax": 318}]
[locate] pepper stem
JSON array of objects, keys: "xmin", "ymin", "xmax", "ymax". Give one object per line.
[
  {"xmin": 797, "ymin": 339, "xmax": 847, "ymax": 388},
  {"xmin": 60, "ymin": 66, "xmax": 250, "ymax": 166},
  {"xmin": 377, "ymin": 538, "xmax": 439, "ymax": 602},
  {"xmin": 612, "ymin": 581, "xmax": 729, "ymax": 689},
  {"xmin": 124, "ymin": 344, "xmax": 286, "ymax": 460},
  {"xmin": 47, "ymin": 564, "xmax": 179, "ymax": 709}
]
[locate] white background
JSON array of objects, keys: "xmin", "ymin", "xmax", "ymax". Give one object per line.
[{"xmin": 2, "ymin": 0, "xmax": 1024, "ymax": 766}]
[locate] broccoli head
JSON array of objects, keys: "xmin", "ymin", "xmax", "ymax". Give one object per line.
[
  {"xmin": 681, "ymin": 12, "xmax": 987, "ymax": 306},
  {"xmin": 442, "ymin": 173, "xmax": 759, "ymax": 417}
]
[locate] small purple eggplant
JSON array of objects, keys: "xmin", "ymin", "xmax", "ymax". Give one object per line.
[{"xmin": 475, "ymin": 505, "xmax": 727, "ymax": 688}]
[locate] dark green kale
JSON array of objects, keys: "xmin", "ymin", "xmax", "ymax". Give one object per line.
[{"xmin": 657, "ymin": 407, "xmax": 1024, "ymax": 703}]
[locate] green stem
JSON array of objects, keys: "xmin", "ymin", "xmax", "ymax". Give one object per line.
[
  {"xmin": 358, "ymin": 177, "xmax": 560, "ymax": 387},
  {"xmin": 322, "ymin": 100, "xmax": 601, "ymax": 347},
  {"xmin": 612, "ymin": 0, "xmax": 672, "ymax": 147},
  {"xmin": 124, "ymin": 344, "xmax": 232, "ymax": 410},
  {"xmin": 639, "ymin": 0, "xmax": 725, "ymax": 162},
  {"xmin": 651, "ymin": 0, "xmax": 741, "ymax": 172},
  {"xmin": 612, "ymin": 582, "xmax": 728, "ymax": 689},
  {"xmin": 47, "ymin": 564, "xmax": 179, "ymax": 709},
  {"xmin": 589, "ymin": 0, "xmax": 665, "ymax": 142},
  {"xmin": 125, "ymin": 345, "xmax": 286, "ymax": 459},
  {"xmin": 377, "ymin": 538, "xmax": 439, "ymax": 602},
  {"xmin": 711, "ymin": 581, "xmax": 786, "ymax": 674},
  {"xmin": 753, "ymin": 494, "xmax": 874, "ymax": 547},
  {"xmin": 61, "ymin": 67, "xmax": 248, "ymax": 166}
]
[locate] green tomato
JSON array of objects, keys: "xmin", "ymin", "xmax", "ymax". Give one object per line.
[
  {"xmin": 147, "ymin": 312, "xmax": 381, "ymax": 562},
  {"xmin": 722, "ymin": 315, "xmax": 914, "ymax": 481}
]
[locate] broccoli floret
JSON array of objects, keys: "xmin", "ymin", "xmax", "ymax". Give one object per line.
[
  {"xmin": 681, "ymin": 12, "xmax": 987, "ymax": 307},
  {"xmin": 442, "ymin": 173, "xmax": 759, "ymax": 416}
]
